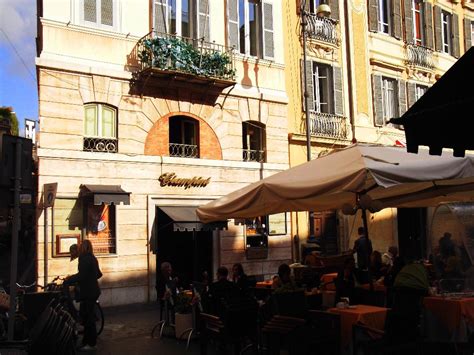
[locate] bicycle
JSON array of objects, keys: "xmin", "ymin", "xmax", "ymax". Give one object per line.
[{"xmin": 42, "ymin": 276, "xmax": 105, "ymax": 336}]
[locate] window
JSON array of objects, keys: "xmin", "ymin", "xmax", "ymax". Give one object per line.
[
  {"xmin": 312, "ymin": 63, "xmax": 332, "ymax": 114},
  {"xmin": 86, "ymin": 203, "xmax": 116, "ymax": 254},
  {"xmin": 415, "ymin": 84, "xmax": 428, "ymax": 101},
  {"xmin": 228, "ymin": 0, "xmax": 274, "ymax": 59},
  {"xmin": 378, "ymin": 0, "xmax": 391, "ymax": 34},
  {"xmin": 412, "ymin": 0, "xmax": 424, "ymax": 45},
  {"xmin": 308, "ymin": 0, "xmax": 326, "ymax": 14},
  {"xmin": 471, "ymin": 22, "xmax": 474, "ymax": 44},
  {"xmin": 82, "ymin": 0, "xmax": 117, "ymax": 29},
  {"xmin": 242, "ymin": 121, "xmax": 266, "ymax": 162},
  {"xmin": 83, "ymin": 103, "xmax": 117, "ymax": 153},
  {"xmin": 169, "ymin": 116, "xmax": 199, "ymax": 158},
  {"xmin": 381, "ymin": 77, "xmax": 397, "ymax": 123},
  {"xmin": 441, "ymin": 10, "xmax": 451, "ymax": 54}
]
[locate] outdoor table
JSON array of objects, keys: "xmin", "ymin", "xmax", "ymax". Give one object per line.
[
  {"xmin": 328, "ymin": 304, "xmax": 388, "ymax": 349},
  {"xmin": 256, "ymin": 280, "xmax": 273, "ymax": 288},
  {"xmin": 320, "ymin": 272, "xmax": 338, "ymax": 291}
]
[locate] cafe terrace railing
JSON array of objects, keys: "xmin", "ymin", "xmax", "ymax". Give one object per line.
[
  {"xmin": 169, "ymin": 143, "xmax": 199, "ymax": 158},
  {"xmin": 243, "ymin": 149, "xmax": 266, "ymax": 163},
  {"xmin": 137, "ymin": 31, "xmax": 236, "ymax": 81},
  {"xmin": 405, "ymin": 43, "xmax": 435, "ymax": 69},
  {"xmin": 310, "ymin": 111, "xmax": 348, "ymax": 139},
  {"xmin": 305, "ymin": 14, "xmax": 339, "ymax": 45}
]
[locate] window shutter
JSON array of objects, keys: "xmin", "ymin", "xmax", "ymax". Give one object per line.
[
  {"xmin": 101, "ymin": 106, "xmax": 116, "ymax": 138},
  {"xmin": 84, "ymin": 0, "xmax": 97, "ymax": 23},
  {"xmin": 391, "ymin": 0, "xmax": 402, "ymax": 39},
  {"xmin": 198, "ymin": 0, "xmax": 210, "ymax": 42},
  {"xmin": 154, "ymin": 0, "xmax": 168, "ymax": 33},
  {"xmin": 433, "ymin": 5, "xmax": 442, "ymax": 52},
  {"xmin": 465, "ymin": 19, "xmax": 472, "ymax": 51},
  {"xmin": 332, "ymin": 66, "xmax": 344, "ymax": 116},
  {"xmin": 100, "ymin": 0, "xmax": 113, "ymax": 26},
  {"xmin": 404, "ymin": 0, "xmax": 413, "ymax": 43},
  {"xmin": 423, "ymin": 2, "xmax": 434, "ymax": 49},
  {"xmin": 407, "ymin": 82, "xmax": 417, "ymax": 108},
  {"xmin": 372, "ymin": 74, "xmax": 384, "ymax": 127},
  {"xmin": 84, "ymin": 105, "xmax": 98, "ymax": 137},
  {"xmin": 262, "ymin": 1, "xmax": 275, "ymax": 60},
  {"xmin": 397, "ymin": 79, "xmax": 407, "ymax": 116},
  {"xmin": 368, "ymin": 0, "xmax": 379, "ymax": 32},
  {"xmin": 301, "ymin": 60, "xmax": 315, "ymax": 111},
  {"xmin": 328, "ymin": 0, "xmax": 339, "ymax": 22},
  {"xmin": 452, "ymin": 13, "xmax": 460, "ymax": 58},
  {"xmin": 228, "ymin": 0, "xmax": 239, "ymax": 51}
]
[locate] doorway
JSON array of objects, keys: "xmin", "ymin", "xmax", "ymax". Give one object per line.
[
  {"xmin": 397, "ymin": 208, "xmax": 427, "ymax": 260},
  {"xmin": 155, "ymin": 207, "xmax": 213, "ymax": 288}
]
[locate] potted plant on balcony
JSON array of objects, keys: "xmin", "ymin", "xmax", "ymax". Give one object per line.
[{"xmin": 174, "ymin": 291, "xmax": 193, "ymax": 339}]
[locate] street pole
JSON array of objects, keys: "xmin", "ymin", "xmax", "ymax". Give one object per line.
[{"xmin": 7, "ymin": 138, "xmax": 22, "ymax": 341}]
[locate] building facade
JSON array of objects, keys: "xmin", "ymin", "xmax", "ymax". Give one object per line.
[{"xmin": 36, "ymin": 0, "xmax": 292, "ymax": 306}]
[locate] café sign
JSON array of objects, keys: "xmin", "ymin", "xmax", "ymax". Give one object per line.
[{"xmin": 158, "ymin": 172, "xmax": 211, "ymax": 190}]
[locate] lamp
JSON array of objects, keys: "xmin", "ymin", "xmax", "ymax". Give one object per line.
[{"xmin": 316, "ymin": 4, "xmax": 331, "ymax": 18}]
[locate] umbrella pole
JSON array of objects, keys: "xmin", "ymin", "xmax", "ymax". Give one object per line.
[{"xmin": 361, "ymin": 209, "xmax": 373, "ymax": 291}]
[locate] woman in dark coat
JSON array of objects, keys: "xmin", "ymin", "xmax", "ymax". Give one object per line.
[{"xmin": 65, "ymin": 239, "xmax": 102, "ymax": 351}]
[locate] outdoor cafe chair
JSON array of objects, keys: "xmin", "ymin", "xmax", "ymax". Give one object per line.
[
  {"xmin": 307, "ymin": 310, "xmax": 340, "ymax": 355},
  {"xmin": 261, "ymin": 315, "xmax": 307, "ymax": 355}
]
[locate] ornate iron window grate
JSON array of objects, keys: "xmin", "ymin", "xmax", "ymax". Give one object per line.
[
  {"xmin": 310, "ymin": 111, "xmax": 348, "ymax": 139},
  {"xmin": 83, "ymin": 137, "xmax": 118, "ymax": 153},
  {"xmin": 169, "ymin": 143, "xmax": 199, "ymax": 158},
  {"xmin": 243, "ymin": 149, "xmax": 266, "ymax": 163},
  {"xmin": 306, "ymin": 15, "xmax": 339, "ymax": 45},
  {"xmin": 406, "ymin": 43, "xmax": 435, "ymax": 69}
]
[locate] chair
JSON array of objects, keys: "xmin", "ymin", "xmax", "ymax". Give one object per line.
[
  {"xmin": 261, "ymin": 315, "xmax": 307, "ymax": 355},
  {"xmin": 271, "ymin": 290, "xmax": 307, "ymax": 318},
  {"xmin": 151, "ymin": 299, "xmax": 175, "ymax": 339},
  {"xmin": 307, "ymin": 310, "xmax": 340, "ymax": 355}
]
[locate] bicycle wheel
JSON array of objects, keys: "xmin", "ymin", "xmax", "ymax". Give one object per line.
[{"xmin": 94, "ymin": 302, "xmax": 104, "ymax": 336}]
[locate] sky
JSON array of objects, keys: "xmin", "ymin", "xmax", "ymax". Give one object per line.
[{"xmin": 0, "ymin": 0, "xmax": 38, "ymax": 134}]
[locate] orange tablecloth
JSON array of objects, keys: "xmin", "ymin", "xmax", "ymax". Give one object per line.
[
  {"xmin": 329, "ymin": 305, "xmax": 388, "ymax": 347},
  {"xmin": 321, "ymin": 272, "xmax": 338, "ymax": 291},
  {"xmin": 423, "ymin": 296, "xmax": 474, "ymax": 332},
  {"xmin": 256, "ymin": 280, "xmax": 273, "ymax": 288}
]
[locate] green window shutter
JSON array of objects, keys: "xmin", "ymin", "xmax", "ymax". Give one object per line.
[
  {"xmin": 101, "ymin": 0, "xmax": 113, "ymax": 26},
  {"xmin": 368, "ymin": 0, "xmax": 379, "ymax": 32},
  {"xmin": 198, "ymin": 0, "xmax": 210, "ymax": 42},
  {"xmin": 154, "ymin": 0, "xmax": 168, "ymax": 33},
  {"xmin": 262, "ymin": 1, "xmax": 274, "ymax": 60},
  {"xmin": 372, "ymin": 74, "xmax": 384, "ymax": 127},
  {"xmin": 101, "ymin": 106, "xmax": 116, "ymax": 138},
  {"xmin": 332, "ymin": 66, "xmax": 344, "ymax": 116},
  {"xmin": 423, "ymin": 2, "xmax": 434, "ymax": 49},
  {"xmin": 404, "ymin": 0, "xmax": 413, "ymax": 43},
  {"xmin": 84, "ymin": 0, "xmax": 97, "ymax": 23},
  {"xmin": 465, "ymin": 19, "xmax": 472, "ymax": 52},
  {"xmin": 407, "ymin": 82, "xmax": 417, "ymax": 108},
  {"xmin": 84, "ymin": 105, "xmax": 98, "ymax": 137},
  {"xmin": 228, "ymin": 0, "xmax": 239, "ymax": 51},
  {"xmin": 452, "ymin": 13, "xmax": 460, "ymax": 58},
  {"xmin": 391, "ymin": 0, "xmax": 402, "ymax": 40},
  {"xmin": 397, "ymin": 79, "xmax": 407, "ymax": 116},
  {"xmin": 301, "ymin": 60, "xmax": 315, "ymax": 111},
  {"xmin": 328, "ymin": 0, "xmax": 339, "ymax": 22},
  {"xmin": 433, "ymin": 5, "xmax": 442, "ymax": 52}
]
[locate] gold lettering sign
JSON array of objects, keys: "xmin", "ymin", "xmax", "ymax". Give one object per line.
[{"xmin": 158, "ymin": 173, "xmax": 211, "ymax": 190}]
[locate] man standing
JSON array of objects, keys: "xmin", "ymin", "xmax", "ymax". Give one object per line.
[{"xmin": 352, "ymin": 227, "xmax": 373, "ymax": 282}]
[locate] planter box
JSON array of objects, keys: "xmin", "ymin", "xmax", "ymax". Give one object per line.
[{"xmin": 175, "ymin": 312, "xmax": 193, "ymax": 339}]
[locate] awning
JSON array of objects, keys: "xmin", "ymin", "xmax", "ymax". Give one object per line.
[
  {"xmin": 80, "ymin": 184, "xmax": 130, "ymax": 205},
  {"xmin": 159, "ymin": 206, "xmax": 227, "ymax": 231}
]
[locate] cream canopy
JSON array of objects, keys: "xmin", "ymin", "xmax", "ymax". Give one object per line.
[{"xmin": 197, "ymin": 144, "xmax": 474, "ymax": 223}]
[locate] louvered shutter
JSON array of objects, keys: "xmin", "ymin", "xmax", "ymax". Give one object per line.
[
  {"xmin": 228, "ymin": 0, "xmax": 239, "ymax": 51},
  {"xmin": 368, "ymin": 0, "xmax": 379, "ymax": 32},
  {"xmin": 101, "ymin": 0, "xmax": 113, "ymax": 26},
  {"xmin": 433, "ymin": 5, "xmax": 442, "ymax": 51},
  {"xmin": 407, "ymin": 82, "xmax": 417, "ymax": 108},
  {"xmin": 397, "ymin": 79, "xmax": 407, "ymax": 116},
  {"xmin": 392, "ymin": 0, "xmax": 402, "ymax": 39},
  {"xmin": 452, "ymin": 13, "xmax": 460, "ymax": 58},
  {"xmin": 404, "ymin": 0, "xmax": 413, "ymax": 43},
  {"xmin": 262, "ymin": 1, "xmax": 274, "ymax": 60},
  {"xmin": 154, "ymin": 0, "xmax": 168, "ymax": 33},
  {"xmin": 301, "ymin": 60, "xmax": 315, "ymax": 111},
  {"xmin": 84, "ymin": 105, "xmax": 98, "ymax": 137},
  {"xmin": 84, "ymin": 0, "xmax": 97, "ymax": 23},
  {"xmin": 423, "ymin": 2, "xmax": 434, "ymax": 49},
  {"xmin": 328, "ymin": 0, "xmax": 339, "ymax": 21},
  {"xmin": 332, "ymin": 66, "xmax": 343, "ymax": 116},
  {"xmin": 198, "ymin": 0, "xmax": 210, "ymax": 42},
  {"xmin": 372, "ymin": 75, "xmax": 384, "ymax": 127},
  {"xmin": 465, "ymin": 19, "xmax": 472, "ymax": 51},
  {"xmin": 101, "ymin": 106, "xmax": 116, "ymax": 138}
]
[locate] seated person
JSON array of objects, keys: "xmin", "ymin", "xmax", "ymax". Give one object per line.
[
  {"xmin": 204, "ymin": 266, "xmax": 238, "ymax": 316},
  {"xmin": 370, "ymin": 250, "xmax": 384, "ymax": 280},
  {"xmin": 335, "ymin": 257, "xmax": 359, "ymax": 304},
  {"xmin": 232, "ymin": 263, "xmax": 249, "ymax": 296},
  {"xmin": 393, "ymin": 259, "xmax": 429, "ymax": 294},
  {"xmin": 273, "ymin": 263, "xmax": 298, "ymax": 293}
]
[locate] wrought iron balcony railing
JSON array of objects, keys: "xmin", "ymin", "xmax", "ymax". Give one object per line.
[
  {"xmin": 83, "ymin": 137, "xmax": 118, "ymax": 153},
  {"xmin": 169, "ymin": 143, "xmax": 199, "ymax": 158},
  {"xmin": 137, "ymin": 31, "xmax": 236, "ymax": 81},
  {"xmin": 305, "ymin": 15, "xmax": 339, "ymax": 45},
  {"xmin": 310, "ymin": 111, "xmax": 348, "ymax": 139},
  {"xmin": 243, "ymin": 149, "xmax": 266, "ymax": 163},
  {"xmin": 405, "ymin": 43, "xmax": 435, "ymax": 69}
]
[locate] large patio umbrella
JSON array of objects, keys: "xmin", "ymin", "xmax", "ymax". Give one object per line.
[{"xmin": 197, "ymin": 144, "xmax": 474, "ymax": 223}]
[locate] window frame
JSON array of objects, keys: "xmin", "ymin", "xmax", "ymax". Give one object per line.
[
  {"xmin": 242, "ymin": 121, "xmax": 266, "ymax": 162},
  {"xmin": 168, "ymin": 116, "xmax": 200, "ymax": 158},
  {"xmin": 84, "ymin": 103, "xmax": 117, "ymax": 139},
  {"xmin": 415, "ymin": 84, "xmax": 428, "ymax": 101},
  {"xmin": 84, "ymin": 202, "xmax": 117, "ymax": 255},
  {"xmin": 79, "ymin": 0, "xmax": 120, "ymax": 31},
  {"xmin": 441, "ymin": 10, "xmax": 452, "ymax": 54},
  {"xmin": 312, "ymin": 62, "xmax": 333, "ymax": 114},
  {"xmin": 471, "ymin": 21, "xmax": 474, "ymax": 45},
  {"xmin": 381, "ymin": 76, "xmax": 398, "ymax": 124},
  {"xmin": 154, "ymin": 0, "xmax": 205, "ymax": 38},
  {"xmin": 412, "ymin": 0, "xmax": 424, "ymax": 45},
  {"xmin": 378, "ymin": 0, "xmax": 391, "ymax": 34}
]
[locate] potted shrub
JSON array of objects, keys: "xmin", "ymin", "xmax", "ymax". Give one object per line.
[{"xmin": 174, "ymin": 291, "xmax": 193, "ymax": 338}]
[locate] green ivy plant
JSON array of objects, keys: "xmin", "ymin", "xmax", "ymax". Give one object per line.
[{"xmin": 138, "ymin": 36, "xmax": 235, "ymax": 80}]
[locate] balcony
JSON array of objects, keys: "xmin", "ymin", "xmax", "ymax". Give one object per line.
[
  {"xmin": 243, "ymin": 149, "xmax": 265, "ymax": 163},
  {"xmin": 405, "ymin": 43, "xmax": 435, "ymax": 69},
  {"xmin": 135, "ymin": 31, "xmax": 236, "ymax": 94},
  {"xmin": 83, "ymin": 137, "xmax": 118, "ymax": 153},
  {"xmin": 310, "ymin": 111, "xmax": 348, "ymax": 139},
  {"xmin": 169, "ymin": 143, "xmax": 199, "ymax": 158},
  {"xmin": 305, "ymin": 15, "xmax": 339, "ymax": 45}
]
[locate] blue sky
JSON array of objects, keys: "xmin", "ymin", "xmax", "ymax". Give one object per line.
[{"xmin": 0, "ymin": 0, "xmax": 38, "ymax": 133}]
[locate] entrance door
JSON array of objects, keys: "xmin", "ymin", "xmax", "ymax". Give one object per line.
[
  {"xmin": 155, "ymin": 207, "xmax": 213, "ymax": 288},
  {"xmin": 397, "ymin": 208, "xmax": 427, "ymax": 260},
  {"xmin": 313, "ymin": 211, "xmax": 338, "ymax": 255}
]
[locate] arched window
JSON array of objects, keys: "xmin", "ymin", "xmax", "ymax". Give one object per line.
[
  {"xmin": 169, "ymin": 116, "xmax": 200, "ymax": 158},
  {"xmin": 242, "ymin": 121, "xmax": 266, "ymax": 162},
  {"xmin": 83, "ymin": 103, "xmax": 117, "ymax": 153}
]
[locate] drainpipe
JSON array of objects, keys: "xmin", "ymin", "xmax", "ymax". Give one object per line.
[{"xmin": 344, "ymin": 0, "xmax": 357, "ymax": 143}]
